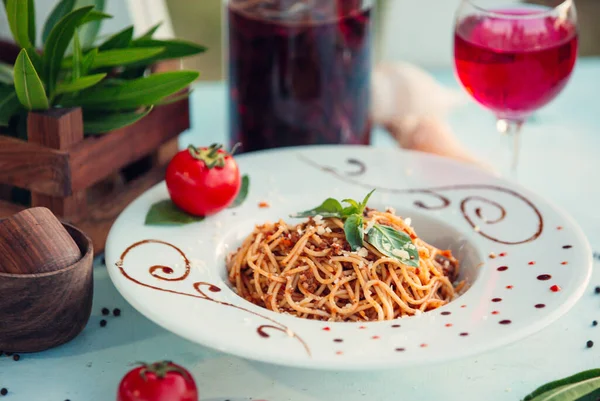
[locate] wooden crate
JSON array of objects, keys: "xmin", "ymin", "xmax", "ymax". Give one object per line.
[{"xmin": 0, "ymin": 42, "xmax": 189, "ymax": 253}]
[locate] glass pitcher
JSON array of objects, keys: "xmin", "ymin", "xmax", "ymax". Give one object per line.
[{"xmin": 225, "ymin": 0, "xmax": 374, "ymax": 153}]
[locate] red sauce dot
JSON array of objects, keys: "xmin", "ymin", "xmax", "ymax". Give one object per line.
[
  {"xmin": 550, "ymin": 285, "xmax": 562, "ymax": 292},
  {"xmin": 563, "ymin": 245, "xmax": 572, "ymax": 249},
  {"xmin": 557, "ymin": 226, "xmax": 563, "ymax": 230},
  {"xmin": 372, "ymin": 336, "xmax": 380, "ymax": 340},
  {"xmin": 506, "ymin": 285, "xmax": 513, "ymax": 289},
  {"xmin": 162, "ymin": 267, "xmax": 174, "ymax": 274},
  {"xmin": 499, "ymin": 320, "xmax": 512, "ymax": 325},
  {"xmin": 459, "ymin": 332, "xmax": 469, "ymax": 337},
  {"xmin": 492, "ymin": 311, "xmax": 499, "ymax": 315},
  {"xmin": 420, "ymin": 343, "xmax": 428, "ymax": 348},
  {"xmin": 528, "ymin": 261, "xmax": 536, "ymax": 265},
  {"xmin": 497, "ymin": 266, "xmax": 508, "ymax": 272},
  {"xmin": 445, "ymin": 323, "xmax": 453, "ymax": 327},
  {"xmin": 441, "ymin": 311, "xmax": 451, "ymax": 316},
  {"xmin": 499, "ymin": 252, "xmax": 507, "ymax": 257},
  {"xmin": 334, "ymin": 339, "xmax": 343, "ymax": 343},
  {"xmin": 535, "ymin": 304, "xmax": 546, "ymax": 308},
  {"xmin": 537, "ymin": 274, "xmax": 552, "ymax": 281},
  {"xmin": 561, "ymin": 261, "xmax": 568, "ymax": 265},
  {"xmin": 492, "ymin": 298, "xmax": 502, "ymax": 302},
  {"xmin": 336, "ymin": 351, "xmax": 343, "ymax": 355},
  {"xmin": 359, "ymin": 326, "xmax": 367, "ymax": 330},
  {"xmin": 461, "ymin": 305, "xmax": 467, "ymax": 308},
  {"xmin": 395, "ymin": 348, "xmax": 405, "ymax": 352},
  {"xmin": 322, "ymin": 327, "xmax": 331, "ymax": 331},
  {"xmin": 391, "ymin": 324, "xmax": 401, "ymax": 328}
]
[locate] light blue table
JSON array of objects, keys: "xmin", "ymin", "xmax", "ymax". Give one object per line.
[{"xmin": 3, "ymin": 59, "xmax": 600, "ymax": 401}]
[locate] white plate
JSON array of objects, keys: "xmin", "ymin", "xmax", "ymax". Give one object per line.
[{"xmin": 105, "ymin": 146, "xmax": 592, "ymax": 370}]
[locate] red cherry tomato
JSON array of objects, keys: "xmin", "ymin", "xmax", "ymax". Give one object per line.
[
  {"xmin": 117, "ymin": 361, "xmax": 198, "ymax": 401},
  {"xmin": 166, "ymin": 144, "xmax": 241, "ymax": 216}
]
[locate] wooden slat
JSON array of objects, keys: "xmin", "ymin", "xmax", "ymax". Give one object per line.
[
  {"xmin": 73, "ymin": 166, "xmax": 166, "ymax": 253},
  {"xmin": 69, "ymin": 98, "xmax": 190, "ymax": 192},
  {"xmin": 0, "ymin": 136, "xmax": 71, "ymax": 196}
]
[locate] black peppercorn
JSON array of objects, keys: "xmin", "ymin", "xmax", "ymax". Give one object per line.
[
  {"xmin": 587, "ymin": 340, "xmax": 594, "ymax": 348},
  {"xmin": 101, "ymin": 307, "xmax": 110, "ymax": 316},
  {"xmin": 113, "ymin": 308, "xmax": 121, "ymax": 317},
  {"xmin": 12, "ymin": 354, "xmax": 19, "ymax": 361},
  {"xmin": 593, "ymin": 321, "xmax": 598, "ymax": 327},
  {"xmin": 0, "ymin": 388, "xmax": 7, "ymax": 396},
  {"xmin": 100, "ymin": 319, "xmax": 107, "ymax": 327},
  {"xmin": 595, "ymin": 286, "xmax": 600, "ymax": 294}
]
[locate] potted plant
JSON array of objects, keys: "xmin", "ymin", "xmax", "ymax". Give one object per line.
[{"xmin": 0, "ymin": 0, "xmax": 205, "ymax": 251}]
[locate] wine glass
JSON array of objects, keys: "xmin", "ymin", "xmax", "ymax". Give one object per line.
[{"xmin": 453, "ymin": 0, "xmax": 578, "ymax": 176}]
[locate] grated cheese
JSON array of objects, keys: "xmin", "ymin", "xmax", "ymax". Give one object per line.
[
  {"xmin": 392, "ymin": 248, "xmax": 410, "ymax": 260},
  {"xmin": 404, "ymin": 217, "xmax": 412, "ymax": 228}
]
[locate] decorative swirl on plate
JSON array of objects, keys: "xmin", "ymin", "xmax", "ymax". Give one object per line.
[
  {"xmin": 117, "ymin": 240, "xmax": 311, "ymax": 357},
  {"xmin": 299, "ymin": 155, "xmax": 543, "ymax": 245}
]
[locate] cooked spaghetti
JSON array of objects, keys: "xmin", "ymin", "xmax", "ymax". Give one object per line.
[{"xmin": 226, "ymin": 208, "xmax": 464, "ymax": 322}]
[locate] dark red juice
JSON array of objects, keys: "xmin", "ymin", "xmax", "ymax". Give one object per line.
[
  {"xmin": 227, "ymin": 0, "xmax": 372, "ymax": 152},
  {"xmin": 454, "ymin": 11, "xmax": 578, "ymax": 120}
]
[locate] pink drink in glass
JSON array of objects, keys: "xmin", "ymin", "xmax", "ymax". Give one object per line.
[{"xmin": 454, "ymin": 10, "xmax": 578, "ymax": 121}]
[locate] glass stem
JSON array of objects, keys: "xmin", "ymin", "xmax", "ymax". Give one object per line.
[{"xmin": 497, "ymin": 119, "xmax": 524, "ymax": 178}]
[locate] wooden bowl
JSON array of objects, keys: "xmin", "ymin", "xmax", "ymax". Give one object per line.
[{"xmin": 0, "ymin": 223, "xmax": 94, "ymax": 353}]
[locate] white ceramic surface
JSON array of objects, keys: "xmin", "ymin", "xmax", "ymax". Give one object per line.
[{"xmin": 105, "ymin": 146, "xmax": 592, "ymax": 370}]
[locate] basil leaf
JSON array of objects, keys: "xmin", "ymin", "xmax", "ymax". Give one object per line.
[
  {"xmin": 293, "ymin": 198, "xmax": 343, "ymax": 218},
  {"xmin": 344, "ymin": 214, "xmax": 364, "ymax": 251},
  {"xmin": 524, "ymin": 369, "xmax": 600, "ymax": 401},
  {"xmin": 228, "ymin": 175, "xmax": 249, "ymax": 209},
  {"xmin": 42, "ymin": 0, "xmax": 76, "ymax": 44},
  {"xmin": 360, "ymin": 189, "xmax": 376, "ymax": 211},
  {"xmin": 61, "ymin": 71, "xmax": 198, "ymax": 110},
  {"xmin": 56, "ymin": 73, "xmax": 106, "ymax": 95},
  {"xmin": 43, "ymin": 6, "xmax": 94, "ymax": 98},
  {"xmin": 341, "ymin": 199, "xmax": 360, "ymax": 217},
  {"xmin": 145, "ymin": 200, "xmax": 204, "ymax": 226},
  {"xmin": 98, "ymin": 26, "xmax": 134, "ymax": 50},
  {"xmin": 82, "ymin": 106, "xmax": 152, "ymax": 134},
  {"xmin": 367, "ymin": 224, "xmax": 419, "ymax": 267},
  {"xmin": 14, "ymin": 49, "xmax": 49, "ymax": 110},
  {"xmin": 527, "ymin": 377, "xmax": 600, "ymax": 401}
]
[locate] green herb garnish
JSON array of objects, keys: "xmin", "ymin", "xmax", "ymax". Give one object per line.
[
  {"xmin": 523, "ymin": 369, "xmax": 600, "ymax": 401},
  {"xmin": 292, "ymin": 190, "xmax": 419, "ymax": 266}
]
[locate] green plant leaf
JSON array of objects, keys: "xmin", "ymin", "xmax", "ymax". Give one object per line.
[
  {"xmin": 25, "ymin": 48, "xmax": 44, "ymax": 77},
  {"xmin": 14, "ymin": 49, "xmax": 49, "ymax": 111},
  {"xmin": 6, "ymin": 0, "xmax": 34, "ymax": 48},
  {"xmin": 524, "ymin": 370, "xmax": 600, "ymax": 401},
  {"xmin": 90, "ymin": 48, "xmax": 165, "ymax": 69},
  {"xmin": 27, "ymin": 0, "xmax": 35, "ymax": 47},
  {"xmin": 42, "ymin": 0, "xmax": 76, "ymax": 44},
  {"xmin": 43, "ymin": 6, "xmax": 94, "ymax": 98},
  {"xmin": 228, "ymin": 175, "xmax": 250, "ymax": 209},
  {"xmin": 81, "ymin": 48, "xmax": 97, "ymax": 75},
  {"xmin": 79, "ymin": 9, "xmax": 111, "ymax": 25},
  {"xmin": 77, "ymin": 0, "xmax": 106, "ymax": 48},
  {"xmin": 154, "ymin": 90, "xmax": 192, "ymax": 106},
  {"xmin": 145, "ymin": 200, "xmax": 205, "ymax": 226},
  {"xmin": 138, "ymin": 22, "xmax": 162, "ymax": 40},
  {"xmin": 56, "ymin": 73, "xmax": 106, "ymax": 95},
  {"xmin": 293, "ymin": 198, "xmax": 344, "ymax": 219},
  {"xmin": 366, "ymin": 224, "xmax": 419, "ymax": 267},
  {"xmin": 344, "ymin": 214, "xmax": 364, "ymax": 251},
  {"xmin": 527, "ymin": 377, "xmax": 600, "ymax": 401},
  {"xmin": 0, "ymin": 84, "xmax": 21, "ymax": 126},
  {"xmin": 0, "ymin": 62, "xmax": 14, "ymax": 84},
  {"xmin": 83, "ymin": 106, "xmax": 152, "ymax": 134},
  {"xmin": 62, "ymin": 70, "xmax": 199, "ymax": 110},
  {"xmin": 72, "ymin": 29, "xmax": 82, "ymax": 80},
  {"xmin": 128, "ymin": 38, "xmax": 207, "ymax": 66},
  {"xmin": 99, "ymin": 26, "xmax": 134, "ymax": 50}
]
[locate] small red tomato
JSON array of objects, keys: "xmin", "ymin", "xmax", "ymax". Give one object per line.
[
  {"xmin": 166, "ymin": 144, "xmax": 241, "ymax": 216},
  {"xmin": 117, "ymin": 361, "xmax": 198, "ymax": 401}
]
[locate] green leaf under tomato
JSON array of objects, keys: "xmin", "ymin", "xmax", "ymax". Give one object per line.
[
  {"xmin": 145, "ymin": 200, "xmax": 204, "ymax": 226},
  {"xmin": 366, "ymin": 224, "xmax": 419, "ymax": 267},
  {"xmin": 526, "ymin": 377, "xmax": 600, "ymax": 401},
  {"xmin": 228, "ymin": 175, "xmax": 250, "ymax": 209},
  {"xmin": 344, "ymin": 214, "xmax": 364, "ymax": 251}
]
